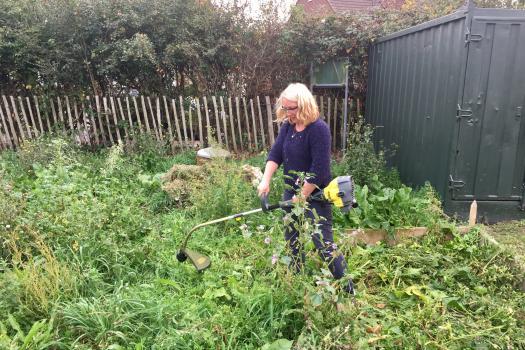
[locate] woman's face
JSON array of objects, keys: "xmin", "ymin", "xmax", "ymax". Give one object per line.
[{"xmin": 282, "ymin": 98, "xmax": 299, "ymax": 124}]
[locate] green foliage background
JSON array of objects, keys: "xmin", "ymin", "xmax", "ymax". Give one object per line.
[{"xmin": 2, "ymin": 0, "xmax": 523, "ymax": 98}]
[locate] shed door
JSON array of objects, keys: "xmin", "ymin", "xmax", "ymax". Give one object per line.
[{"xmin": 452, "ymin": 13, "xmax": 525, "ymax": 201}]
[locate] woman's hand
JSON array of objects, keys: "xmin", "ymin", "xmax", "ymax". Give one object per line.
[{"xmin": 257, "ymin": 179, "xmax": 270, "ymax": 197}]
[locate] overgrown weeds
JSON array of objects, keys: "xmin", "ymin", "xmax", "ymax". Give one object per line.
[{"xmin": 0, "ymin": 135, "xmax": 523, "ymax": 349}]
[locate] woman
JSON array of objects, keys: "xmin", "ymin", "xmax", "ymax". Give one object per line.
[{"xmin": 257, "ymin": 83, "xmax": 354, "ymax": 294}]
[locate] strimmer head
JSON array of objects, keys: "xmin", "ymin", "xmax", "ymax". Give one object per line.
[{"xmin": 177, "ymin": 249, "xmax": 211, "ymax": 272}]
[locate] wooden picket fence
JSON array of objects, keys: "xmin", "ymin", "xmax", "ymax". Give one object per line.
[{"xmin": 0, "ymin": 94, "xmax": 362, "ymax": 153}]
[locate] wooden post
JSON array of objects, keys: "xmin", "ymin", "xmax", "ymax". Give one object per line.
[
  {"xmin": 320, "ymin": 96, "xmax": 324, "ymax": 118},
  {"xmin": 147, "ymin": 96, "xmax": 159, "ymax": 141},
  {"xmin": 26, "ymin": 97, "xmax": 39, "ymax": 137},
  {"xmin": 33, "ymin": 96, "xmax": 45, "ymax": 135},
  {"xmin": 86, "ymin": 96, "xmax": 100, "ymax": 145},
  {"xmin": 196, "ymin": 98, "xmax": 203, "ymax": 149},
  {"xmin": 249, "ymin": 99, "xmax": 259, "ymax": 150},
  {"xmin": 0, "ymin": 102, "xmax": 14, "ymax": 149},
  {"xmin": 132, "ymin": 96, "xmax": 143, "ymax": 133},
  {"xmin": 73, "ymin": 98, "xmax": 81, "ymax": 139},
  {"xmin": 265, "ymin": 96, "xmax": 274, "ymax": 146},
  {"xmin": 141, "ymin": 96, "xmax": 151, "ymax": 135},
  {"xmin": 80, "ymin": 100, "xmax": 92, "ymax": 147},
  {"xmin": 203, "ymin": 96, "xmax": 212, "ymax": 147},
  {"xmin": 235, "ymin": 97, "xmax": 243, "ymax": 151},
  {"xmin": 163, "ymin": 96, "xmax": 175, "ymax": 153},
  {"xmin": 256, "ymin": 96, "xmax": 266, "ymax": 148},
  {"xmin": 2, "ymin": 95, "xmax": 19, "ymax": 147},
  {"xmin": 117, "ymin": 97, "xmax": 129, "ymax": 141},
  {"xmin": 154, "ymin": 97, "xmax": 163, "ymax": 141},
  {"xmin": 17, "ymin": 96, "xmax": 32, "ymax": 139},
  {"xmin": 57, "ymin": 96, "xmax": 66, "ymax": 133},
  {"xmin": 124, "ymin": 97, "xmax": 133, "ymax": 136},
  {"xmin": 49, "ymin": 96, "xmax": 58, "ymax": 128},
  {"xmin": 171, "ymin": 98, "xmax": 183, "ymax": 150},
  {"xmin": 327, "ymin": 97, "xmax": 332, "ymax": 138},
  {"xmin": 65, "ymin": 96, "xmax": 74, "ymax": 132},
  {"xmin": 95, "ymin": 96, "xmax": 108, "ymax": 145},
  {"xmin": 10, "ymin": 96, "xmax": 26, "ymax": 141},
  {"xmin": 332, "ymin": 98, "xmax": 338, "ymax": 150},
  {"xmin": 227, "ymin": 97, "xmax": 237, "ymax": 152},
  {"xmin": 110, "ymin": 97, "xmax": 122, "ymax": 143},
  {"xmin": 219, "ymin": 97, "xmax": 229, "ymax": 150},
  {"xmin": 469, "ymin": 200, "xmax": 477, "ymax": 227},
  {"xmin": 179, "ymin": 96, "xmax": 189, "ymax": 149},
  {"xmin": 357, "ymin": 98, "xmax": 361, "ymax": 118},
  {"xmin": 188, "ymin": 100, "xmax": 194, "ymax": 146},
  {"xmin": 243, "ymin": 97, "xmax": 252, "ymax": 151},
  {"xmin": 102, "ymin": 97, "xmax": 115, "ymax": 145},
  {"xmin": 211, "ymin": 96, "xmax": 222, "ymax": 146}
]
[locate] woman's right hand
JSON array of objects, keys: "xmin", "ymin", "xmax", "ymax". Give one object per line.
[{"xmin": 257, "ymin": 179, "xmax": 270, "ymax": 197}]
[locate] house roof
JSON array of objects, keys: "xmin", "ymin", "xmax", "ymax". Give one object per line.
[
  {"xmin": 295, "ymin": 0, "xmax": 403, "ymax": 16},
  {"xmin": 328, "ymin": 0, "xmax": 376, "ymax": 11}
]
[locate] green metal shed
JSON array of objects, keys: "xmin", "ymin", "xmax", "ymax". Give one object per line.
[{"xmin": 366, "ymin": 4, "xmax": 525, "ymax": 221}]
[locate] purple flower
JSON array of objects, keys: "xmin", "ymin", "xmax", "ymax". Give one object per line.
[{"xmin": 271, "ymin": 254, "xmax": 278, "ymax": 265}]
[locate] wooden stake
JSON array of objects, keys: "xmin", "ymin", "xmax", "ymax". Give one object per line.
[
  {"xmin": 219, "ymin": 96, "xmax": 229, "ymax": 150},
  {"xmin": 188, "ymin": 99, "xmax": 194, "ymax": 146},
  {"xmin": 256, "ymin": 96, "xmax": 266, "ymax": 148},
  {"xmin": 125, "ymin": 97, "xmax": 133, "ymax": 136},
  {"xmin": 17, "ymin": 96, "xmax": 32, "ymax": 139},
  {"xmin": 227, "ymin": 97, "xmax": 237, "ymax": 152},
  {"xmin": 203, "ymin": 96, "xmax": 212, "ymax": 146},
  {"xmin": 171, "ymin": 98, "xmax": 183, "ymax": 149},
  {"xmin": 34, "ymin": 96, "xmax": 48, "ymax": 134},
  {"xmin": 211, "ymin": 96, "xmax": 221, "ymax": 146},
  {"xmin": 116, "ymin": 97, "xmax": 129, "ymax": 141},
  {"xmin": 57, "ymin": 96, "xmax": 66, "ymax": 133},
  {"xmin": 196, "ymin": 98, "xmax": 203, "ymax": 149},
  {"xmin": 110, "ymin": 97, "xmax": 122, "ymax": 143},
  {"xmin": 0, "ymin": 101, "xmax": 14, "ymax": 149},
  {"xmin": 249, "ymin": 98, "xmax": 259, "ymax": 150},
  {"xmin": 235, "ymin": 97, "xmax": 243, "ymax": 151},
  {"xmin": 2, "ymin": 95, "xmax": 19, "ymax": 147},
  {"xmin": 265, "ymin": 96, "xmax": 274, "ymax": 146},
  {"xmin": 332, "ymin": 98, "xmax": 338, "ymax": 150},
  {"xmin": 132, "ymin": 96, "xmax": 143, "ymax": 133},
  {"xmin": 179, "ymin": 96, "xmax": 189, "ymax": 149},
  {"xmin": 147, "ymin": 96, "xmax": 159, "ymax": 141},
  {"xmin": 469, "ymin": 200, "xmax": 477, "ymax": 227},
  {"xmin": 141, "ymin": 96, "xmax": 151, "ymax": 135},
  {"xmin": 102, "ymin": 97, "xmax": 115, "ymax": 145},
  {"xmin": 95, "ymin": 96, "xmax": 108, "ymax": 145},
  {"xmin": 154, "ymin": 97, "xmax": 163, "ymax": 141},
  {"xmin": 86, "ymin": 96, "xmax": 100, "ymax": 145},
  {"xmin": 163, "ymin": 96, "xmax": 175, "ymax": 153},
  {"xmin": 10, "ymin": 96, "xmax": 26, "ymax": 141},
  {"xmin": 65, "ymin": 95, "xmax": 74, "ymax": 131},
  {"xmin": 26, "ymin": 97, "xmax": 38, "ymax": 137},
  {"xmin": 243, "ymin": 97, "xmax": 252, "ymax": 151}
]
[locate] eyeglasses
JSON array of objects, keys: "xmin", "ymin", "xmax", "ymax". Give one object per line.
[{"xmin": 281, "ymin": 105, "xmax": 298, "ymax": 111}]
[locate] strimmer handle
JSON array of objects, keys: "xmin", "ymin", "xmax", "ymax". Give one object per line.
[{"xmin": 260, "ymin": 194, "xmax": 293, "ymax": 212}]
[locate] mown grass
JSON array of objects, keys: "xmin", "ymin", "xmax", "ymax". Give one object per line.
[{"xmin": 0, "ymin": 135, "xmax": 524, "ymax": 349}]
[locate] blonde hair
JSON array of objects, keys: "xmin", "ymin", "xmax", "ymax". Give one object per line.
[{"xmin": 275, "ymin": 83, "xmax": 319, "ymax": 126}]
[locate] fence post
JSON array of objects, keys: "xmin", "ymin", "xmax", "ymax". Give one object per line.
[{"xmin": 256, "ymin": 96, "xmax": 266, "ymax": 148}]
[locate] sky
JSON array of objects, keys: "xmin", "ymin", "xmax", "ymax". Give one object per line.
[{"xmin": 211, "ymin": 0, "xmax": 297, "ymax": 20}]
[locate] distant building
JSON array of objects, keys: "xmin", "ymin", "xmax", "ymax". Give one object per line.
[{"xmin": 295, "ymin": 0, "xmax": 404, "ymax": 17}]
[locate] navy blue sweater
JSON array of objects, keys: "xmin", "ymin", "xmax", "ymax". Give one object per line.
[{"xmin": 267, "ymin": 118, "xmax": 332, "ymax": 191}]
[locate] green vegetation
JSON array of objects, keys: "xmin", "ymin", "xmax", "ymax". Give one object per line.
[
  {"xmin": 3, "ymin": 0, "xmax": 523, "ymax": 97},
  {"xmin": 0, "ymin": 134, "xmax": 523, "ymax": 349}
]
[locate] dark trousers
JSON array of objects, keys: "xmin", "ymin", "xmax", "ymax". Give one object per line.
[{"xmin": 282, "ymin": 190, "xmax": 347, "ymax": 279}]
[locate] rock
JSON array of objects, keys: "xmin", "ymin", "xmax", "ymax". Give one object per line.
[{"xmin": 196, "ymin": 146, "xmax": 231, "ymax": 164}]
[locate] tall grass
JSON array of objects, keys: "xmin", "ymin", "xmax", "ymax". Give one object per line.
[{"xmin": 0, "ymin": 134, "xmax": 523, "ymax": 349}]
